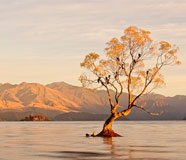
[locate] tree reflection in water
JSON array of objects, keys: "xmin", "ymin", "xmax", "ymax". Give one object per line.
[{"xmin": 103, "ymin": 137, "xmax": 136, "ymax": 160}]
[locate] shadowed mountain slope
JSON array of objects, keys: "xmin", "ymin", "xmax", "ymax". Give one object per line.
[{"xmin": 0, "ymin": 82, "xmax": 185, "ymax": 120}]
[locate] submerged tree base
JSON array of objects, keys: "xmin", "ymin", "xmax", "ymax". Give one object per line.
[{"xmin": 96, "ymin": 129, "xmax": 121, "ymax": 137}]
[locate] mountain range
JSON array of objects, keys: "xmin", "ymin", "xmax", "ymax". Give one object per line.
[{"xmin": 0, "ymin": 82, "xmax": 185, "ymax": 121}]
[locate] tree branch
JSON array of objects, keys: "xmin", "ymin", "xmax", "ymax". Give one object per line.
[
  {"xmin": 103, "ymin": 82, "xmax": 114, "ymax": 110},
  {"xmin": 134, "ymin": 105, "xmax": 163, "ymax": 115},
  {"xmin": 130, "ymin": 65, "xmax": 163, "ymax": 107},
  {"xmin": 117, "ymin": 108, "xmax": 132, "ymax": 117},
  {"xmin": 109, "ymin": 82, "xmax": 118, "ymax": 104}
]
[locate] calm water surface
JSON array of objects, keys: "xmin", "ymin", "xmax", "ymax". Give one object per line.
[{"xmin": 0, "ymin": 121, "xmax": 186, "ymax": 160}]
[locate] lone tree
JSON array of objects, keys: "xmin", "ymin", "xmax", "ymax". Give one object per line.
[{"xmin": 80, "ymin": 26, "xmax": 180, "ymax": 137}]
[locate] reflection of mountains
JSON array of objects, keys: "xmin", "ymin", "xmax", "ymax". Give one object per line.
[{"xmin": 0, "ymin": 82, "xmax": 186, "ymax": 121}]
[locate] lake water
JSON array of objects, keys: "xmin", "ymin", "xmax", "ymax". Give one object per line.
[{"xmin": 0, "ymin": 121, "xmax": 186, "ymax": 160}]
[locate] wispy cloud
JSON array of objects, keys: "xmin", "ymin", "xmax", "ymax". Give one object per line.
[{"xmin": 0, "ymin": 0, "xmax": 185, "ymax": 95}]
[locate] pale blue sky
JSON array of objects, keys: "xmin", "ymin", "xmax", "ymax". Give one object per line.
[{"xmin": 0, "ymin": 0, "xmax": 185, "ymax": 96}]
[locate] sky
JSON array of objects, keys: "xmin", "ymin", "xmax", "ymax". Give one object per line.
[{"xmin": 0, "ymin": 0, "xmax": 185, "ymax": 96}]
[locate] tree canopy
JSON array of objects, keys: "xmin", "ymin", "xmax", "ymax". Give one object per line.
[{"xmin": 80, "ymin": 26, "xmax": 180, "ymax": 136}]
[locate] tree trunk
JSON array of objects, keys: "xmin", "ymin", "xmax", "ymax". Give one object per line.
[{"xmin": 96, "ymin": 114, "xmax": 121, "ymax": 137}]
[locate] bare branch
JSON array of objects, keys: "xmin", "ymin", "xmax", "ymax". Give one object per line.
[
  {"xmin": 117, "ymin": 79, "xmax": 123, "ymax": 100},
  {"xmin": 131, "ymin": 65, "xmax": 163, "ymax": 107},
  {"xmin": 103, "ymin": 82, "xmax": 114, "ymax": 109},
  {"xmin": 109, "ymin": 82, "xmax": 118, "ymax": 104},
  {"xmin": 134, "ymin": 105, "xmax": 163, "ymax": 115}
]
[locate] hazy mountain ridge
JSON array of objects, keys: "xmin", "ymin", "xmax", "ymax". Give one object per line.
[
  {"xmin": 54, "ymin": 112, "xmax": 128, "ymax": 121},
  {"xmin": 0, "ymin": 82, "xmax": 185, "ymax": 120}
]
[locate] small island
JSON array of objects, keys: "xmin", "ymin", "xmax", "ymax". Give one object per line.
[{"xmin": 21, "ymin": 114, "xmax": 50, "ymax": 121}]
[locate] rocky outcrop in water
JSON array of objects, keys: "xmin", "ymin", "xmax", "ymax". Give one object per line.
[{"xmin": 21, "ymin": 114, "xmax": 50, "ymax": 121}]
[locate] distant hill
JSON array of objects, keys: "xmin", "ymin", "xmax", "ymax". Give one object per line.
[
  {"xmin": 0, "ymin": 82, "xmax": 185, "ymax": 121},
  {"xmin": 55, "ymin": 112, "xmax": 109, "ymax": 121},
  {"xmin": 54, "ymin": 112, "xmax": 128, "ymax": 121}
]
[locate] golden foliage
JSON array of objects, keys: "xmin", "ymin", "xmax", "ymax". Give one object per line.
[
  {"xmin": 157, "ymin": 42, "xmax": 179, "ymax": 66},
  {"xmin": 80, "ymin": 26, "xmax": 180, "ymax": 114},
  {"xmin": 121, "ymin": 26, "xmax": 152, "ymax": 47},
  {"xmin": 176, "ymin": 60, "xmax": 181, "ymax": 65},
  {"xmin": 159, "ymin": 41, "xmax": 171, "ymax": 51},
  {"xmin": 105, "ymin": 38, "xmax": 125, "ymax": 58},
  {"xmin": 136, "ymin": 70, "xmax": 146, "ymax": 78},
  {"xmin": 135, "ymin": 60, "xmax": 145, "ymax": 68},
  {"xmin": 130, "ymin": 76, "xmax": 143, "ymax": 91},
  {"xmin": 153, "ymin": 73, "xmax": 165, "ymax": 87},
  {"xmin": 80, "ymin": 52, "xmax": 99, "ymax": 69},
  {"xmin": 79, "ymin": 73, "xmax": 90, "ymax": 87}
]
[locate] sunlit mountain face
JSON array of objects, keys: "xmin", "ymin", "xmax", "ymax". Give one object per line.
[{"xmin": 0, "ymin": 82, "xmax": 185, "ymax": 121}]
